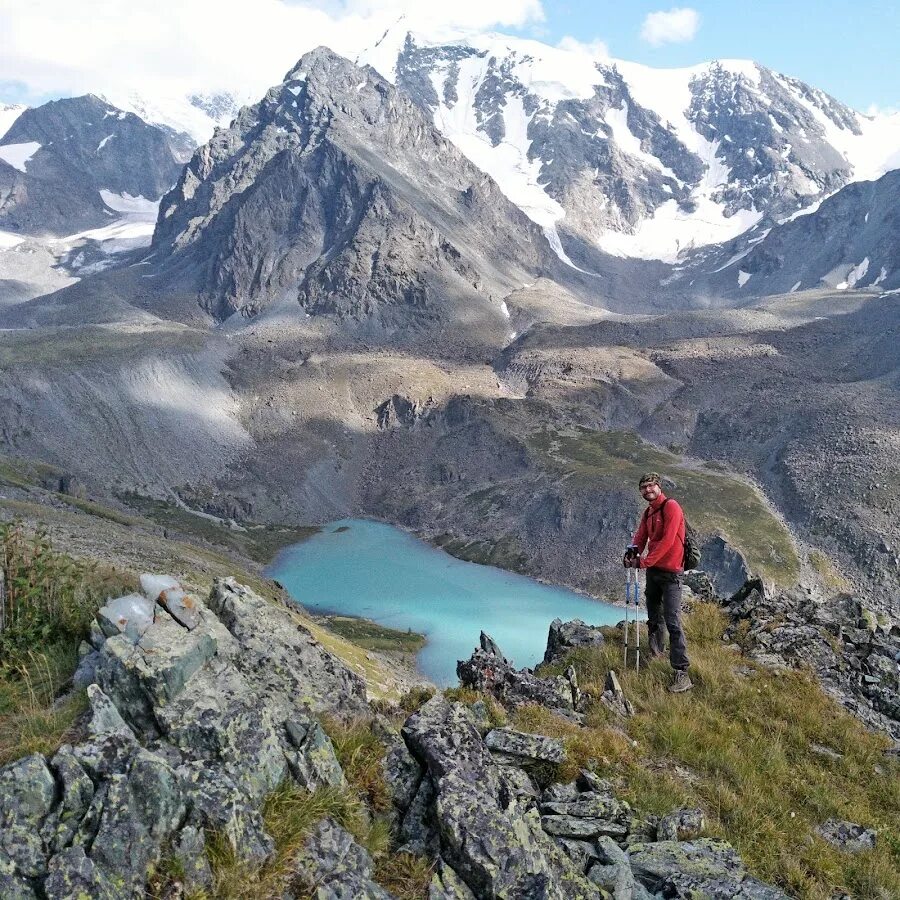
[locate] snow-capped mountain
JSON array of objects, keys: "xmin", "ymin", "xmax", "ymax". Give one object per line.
[
  {"xmin": 358, "ymin": 26, "xmax": 900, "ymax": 263},
  {"xmin": 0, "ymin": 95, "xmax": 182, "ymax": 235},
  {"xmin": 698, "ymin": 167, "xmax": 900, "ymax": 297},
  {"xmin": 99, "ymin": 89, "xmax": 251, "ymax": 158}
]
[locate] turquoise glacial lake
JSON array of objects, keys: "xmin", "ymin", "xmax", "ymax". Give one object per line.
[{"xmin": 267, "ymin": 518, "xmax": 625, "ymax": 685}]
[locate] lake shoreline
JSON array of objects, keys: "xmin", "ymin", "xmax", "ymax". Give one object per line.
[{"xmin": 266, "ymin": 518, "xmax": 628, "ymax": 685}]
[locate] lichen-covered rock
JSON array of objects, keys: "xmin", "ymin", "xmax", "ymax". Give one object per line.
[
  {"xmin": 0, "ymin": 754, "xmax": 58, "ymax": 878},
  {"xmin": 43, "ymin": 846, "xmax": 120, "ymax": 900},
  {"xmin": 208, "ymin": 577, "xmax": 369, "ymax": 717},
  {"xmin": 87, "ymin": 750, "xmax": 186, "ymax": 896},
  {"xmin": 544, "ymin": 619, "xmax": 606, "ymax": 665},
  {"xmin": 429, "ymin": 858, "xmax": 477, "ymax": 899},
  {"xmin": 402, "ymin": 696, "xmax": 603, "ymax": 898},
  {"xmin": 177, "ymin": 762, "xmax": 275, "ymax": 861},
  {"xmin": 541, "ymin": 794, "xmax": 629, "ymax": 820},
  {"xmin": 285, "ymin": 715, "xmax": 346, "ymax": 790},
  {"xmin": 0, "ymin": 869, "xmax": 37, "ymax": 900},
  {"xmin": 171, "ymin": 825, "xmax": 213, "ymax": 891},
  {"xmin": 587, "ymin": 836, "xmax": 636, "ymax": 900},
  {"xmin": 657, "ymin": 807, "xmax": 706, "ymax": 842},
  {"xmin": 372, "ymin": 715, "xmax": 423, "ymax": 814},
  {"xmin": 41, "ymin": 747, "xmax": 95, "ymax": 854},
  {"xmin": 722, "ymin": 580, "xmax": 900, "ymax": 744},
  {"xmin": 541, "ymin": 816, "xmax": 629, "ymax": 840},
  {"xmin": 457, "ymin": 645, "xmax": 581, "ymax": 722},
  {"xmin": 399, "ymin": 773, "xmax": 438, "ymax": 856},
  {"xmin": 484, "ymin": 728, "xmax": 566, "ymax": 764},
  {"xmin": 629, "ymin": 838, "xmax": 789, "ymax": 898},
  {"xmin": 816, "ymin": 819, "xmax": 877, "ymax": 853},
  {"xmin": 290, "ymin": 818, "xmax": 395, "ymax": 899}
]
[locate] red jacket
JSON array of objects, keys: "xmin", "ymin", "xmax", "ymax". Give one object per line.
[{"xmin": 631, "ymin": 493, "xmax": 685, "ymax": 572}]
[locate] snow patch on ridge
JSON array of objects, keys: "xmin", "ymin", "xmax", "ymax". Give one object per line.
[{"xmin": 0, "ymin": 141, "xmax": 41, "ymax": 172}]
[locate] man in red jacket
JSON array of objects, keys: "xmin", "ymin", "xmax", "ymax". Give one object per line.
[{"xmin": 624, "ymin": 472, "xmax": 692, "ymax": 693}]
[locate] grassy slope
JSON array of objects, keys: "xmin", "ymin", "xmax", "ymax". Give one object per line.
[
  {"xmin": 519, "ymin": 605, "xmax": 900, "ymax": 899},
  {"xmin": 530, "ymin": 427, "xmax": 800, "ymax": 585}
]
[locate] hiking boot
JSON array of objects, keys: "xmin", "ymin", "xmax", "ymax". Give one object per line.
[{"xmin": 668, "ymin": 670, "xmax": 693, "ymax": 693}]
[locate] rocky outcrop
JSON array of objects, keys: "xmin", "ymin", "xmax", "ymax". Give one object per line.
[
  {"xmin": 457, "ymin": 631, "xmax": 582, "ymax": 721},
  {"xmin": 402, "ymin": 695, "xmax": 601, "ymax": 898},
  {"xmin": 0, "ymin": 607, "xmax": 805, "ymax": 898},
  {"xmin": 543, "ymin": 618, "xmax": 606, "ymax": 666},
  {"xmin": 0, "ymin": 575, "xmax": 366, "ymax": 898},
  {"xmin": 721, "ymin": 579, "xmax": 900, "ymax": 746}
]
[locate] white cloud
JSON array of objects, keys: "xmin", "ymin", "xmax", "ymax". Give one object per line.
[
  {"xmin": 0, "ymin": 0, "xmax": 545, "ymax": 102},
  {"xmin": 640, "ymin": 7, "xmax": 701, "ymax": 47},
  {"xmin": 556, "ymin": 35, "xmax": 610, "ymax": 59}
]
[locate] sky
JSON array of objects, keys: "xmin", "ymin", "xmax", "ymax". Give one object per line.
[{"xmin": 0, "ymin": 0, "xmax": 896, "ymax": 113}]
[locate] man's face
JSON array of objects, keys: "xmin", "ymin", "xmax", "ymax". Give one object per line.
[{"xmin": 640, "ymin": 481, "xmax": 661, "ymax": 502}]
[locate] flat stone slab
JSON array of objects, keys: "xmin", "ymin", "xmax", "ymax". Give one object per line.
[
  {"xmin": 484, "ymin": 728, "xmax": 566, "ymax": 764},
  {"xmin": 541, "ymin": 796, "xmax": 627, "ymax": 819},
  {"xmin": 96, "ymin": 594, "xmax": 154, "ymax": 643},
  {"xmin": 541, "ymin": 815, "xmax": 629, "ymax": 839}
]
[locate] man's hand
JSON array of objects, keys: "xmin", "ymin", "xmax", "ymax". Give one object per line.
[{"xmin": 623, "ymin": 545, "xmax": 640, "ymax": 567}]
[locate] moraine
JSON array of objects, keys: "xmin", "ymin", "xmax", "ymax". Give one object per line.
[{"xmin": 267, "ymin": 518, "xmax": 625, "ymax": 685}]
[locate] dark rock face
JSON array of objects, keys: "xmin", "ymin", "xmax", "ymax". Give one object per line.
[
  {"xmin": 699, "ymin": 535, "xmax": 751, "ymax": 597},
  {"xmin": 722, "ymin": 579, "xmax": 900, "ymax": 745},
  {"xmin": 0, "ymin": 95, "xmax": 181, "ymax": 234},
  {"xmin": 151, "ymin": 46, "xmax": 552, "ymax": 326}
]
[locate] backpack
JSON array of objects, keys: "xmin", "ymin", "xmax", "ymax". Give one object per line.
[{"xmin": 658, "ymin": 498, "xmax": 702, "ymax": 571}]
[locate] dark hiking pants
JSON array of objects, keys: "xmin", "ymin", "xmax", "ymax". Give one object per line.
[{"xmin": 645, "ymin": 567, "xmax": 689, "ymax": 671}]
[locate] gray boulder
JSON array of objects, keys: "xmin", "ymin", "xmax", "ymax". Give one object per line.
[
  {"xmin": 0, "ymin": 754, "xmax": 57, "ymax": 879},
  {"xmin": 599, "ymin": 670, "xmax": 635, "ymax": 718},
  {"xmin": 285, "ymin": 716, "xmax": 346, "ymax": 790},
  {"xmin": 657, "ymin": 807, "xmax": 706, "ymax": 842},
  {"xmin": 629, "ymin": 838, "xmax": 789, "ymax": 898},
  {"xmin": 290, "ymin": 818, "xmax": 395, "ymax": 899},
  {"xmin": 86, "ymin": 750, "xmax": 186, "ymax": 896},
  {"xmin": 816, "ymin": 819, "xmax": 877, "ymax": 853},
  {"xmin": 544, "ymin": 619, "xmax": 606, "ymax": 666},
  {"xmin": 457, "ymin": 645, "xmax": 581, "ymax": 721}
]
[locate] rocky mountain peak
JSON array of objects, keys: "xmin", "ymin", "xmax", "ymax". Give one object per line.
[{"xmin": 150, "ymin": 47, "xmax": 553, "ymax": 330}]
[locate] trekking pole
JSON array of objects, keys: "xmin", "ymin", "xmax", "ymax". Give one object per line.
[
  {"xmin": 632, "ymin": 567, "xmax": 641, "ymax": 672},
  {"xmin": 623, "ymin": 570, "xmax": 630, "ymax": 669},
  {"xmin": 625, "ymin": 566, "xmax": 641, "ymax": 671}
]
